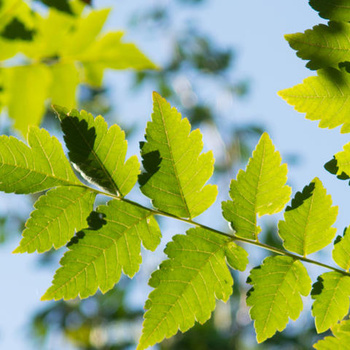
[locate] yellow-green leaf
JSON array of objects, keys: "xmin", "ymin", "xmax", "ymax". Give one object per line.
[
  {"xmin": 278, "ymin": 178, "xmax": 338, "ymax": 256},
  {"xmin": 312, "ymin": 272, "xmax": 350, "ymax": 333},
  {"xmin": 42, "ymin": 199, "xmax": 161, "ymax": 301},
  {"xmin": 247, "ymin": 256, "xmax": 311, "ymax": 343},
  {"xmin": 137, "ymin": 227, "xmax": 248, "ymax": 350},
  {"xmin": 0, "ymin": 126, "xmax": 80, "ymax": 194},
  {"xmin": 4, "ymin": 64, "xmax": 51, "ymax": 135},
  {"xmin": 14, "ymin": 186, "xmax": 96, "ymax": 253},
  {"xmin": 140, "ymin": 92, "xmax": 217, "ymax": 218},
  {"xmin": 279, "ymin": 68, "xmax": 350, "ymax": 133},
  {"xmin": 222, "ymin": 132, "xmax": 291, "ymax": 240}
]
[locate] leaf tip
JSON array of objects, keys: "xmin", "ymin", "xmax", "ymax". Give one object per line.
[{"xmin": 51, "ymin": 105, "xmax": 69, "ymax": 121}]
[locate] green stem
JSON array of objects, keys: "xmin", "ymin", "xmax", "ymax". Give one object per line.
[{"xmin": 87, "ymin": 186, "xmax": 350, "ymax": 277}]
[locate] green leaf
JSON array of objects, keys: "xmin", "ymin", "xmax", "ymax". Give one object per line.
[
  {"xmin": 55, "ymin": 107, "xmax": 140, "ymax": 197},
  {"xmin": 137, "ymin": 227, "xmax": 248, "ymax": 350},
  {"xmin": 14, "ymin": 186, "xmax": 96, "ymax": 254},
  {"xmin": 314, "ymin": 319, "xmax": 350, "ymax": 349},
  {"xmin": 78, "ymin": 32, "xmax": 157, "ymax": 86},
  {"xmin": 309, "ymin": 0, "xmax": 350, "ymax": 21},
  {"xmin": 278, "ymin": 178, "xmax": 338, "ymax": 256},
  {"xmin": 285, "ymin": 22, "xmax": 350, "ymax": 70},
  {"xmin": 247, "ymin": 256, "xmax": 311, "ymax": 343},
  {"xmin": 61, "ymin": 8, "xmax": 110, "ymax": 57},
  {"xmin": 334, "ymin": 142, "xmax": 350, "ymax": 178},
  {"xmin": 50, "ymin": 63, "xmax": 79, "ymax": 108},
  {"xmin": 312, "ymin": 272, "xmax": 350, "ymax": 333},
  {"xmin": 4, "ymin": 64, "xmax": 51, "ymax": 135},
  {"xmin": 279, "ymin": 68, "xmax": 350, "ymax": 133},
  {"xmin": 333, "ymin": 226, "xmax": 350, "ymax": 270},
  {"xmin": 42, "ymin": 199, "xmax": 161, "ymax": 301},
  {"xmin": 140, "ymin": 92, "xmax": 217, "ymax": 218},
  {"xmin": 0, "ymin": 126, "xmax": 80, "ymax": 194},
  {"xmin": 222, "ymin": 132, "xmax": 291, "ymax": 240}
]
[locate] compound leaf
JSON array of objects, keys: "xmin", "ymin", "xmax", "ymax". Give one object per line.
[
  {"xmin": 222, "ymin": 132, "xmax": 291, "ymax": 240},
  {"xmin": 14, "ymin": 186, "xmax": 96, "ymax": 254},
  {"xmin": 0, "ymin": 126, "xmax": 80, "ymax": 194},
  {"xmin": 309, "ymin": 0, "xmax": 350, "ymax": 21},
  {"xmin": 333, "ymin": 226, "xmax": 350, "ymax": 270},
  {"xmin": 55, "ymin": 106, "xmax": 140, "ymax": 197},
  {"xmin": 137, "ymin": 227, "xmax": 248, "ymax": 350},
  {"xmin": 286, "ymin": 22, "xmax": 350, "ymax": 70},
  {"xmin": 312, "ymin": 272, "xmax": 350, "ymax": 333},
  {"xmin": 140, "ymin": 92, "xmax": 217, "ymax": 219},
  {"xmin": 279, "ymin": 68, "xmax": 350, "ymax": 133},
  {"xmin": 314, "ymin": 319, "xmax": 350, "ymax": 349},
  {"xmin": 247, "ymin": 256, "xmax": 311, "ymax": 343},
  {"xmin": 278, "ymin": 178, "xmax": 338, "ymax": 256},
  {"xmin": 42, "ymin": 199, "xmax": 161, "ymax": 301}
]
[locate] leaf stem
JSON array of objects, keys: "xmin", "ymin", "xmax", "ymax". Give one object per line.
[{"xmin": 87, "ymin": 186, "xmax": 350, "ymax": 277}]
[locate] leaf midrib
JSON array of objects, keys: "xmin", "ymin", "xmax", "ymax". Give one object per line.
[
  {"xmin": 155, "ymin": 96, "xmax": 191, "ymax": 218},
  {"xmin": 66, "ymin": 116, "xmax": 123, "ymax": 196}
]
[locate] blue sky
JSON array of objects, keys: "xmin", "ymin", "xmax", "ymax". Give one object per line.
[{"xmin": 1, "ymin": 1, "xmax": 350, "ymax": 349}]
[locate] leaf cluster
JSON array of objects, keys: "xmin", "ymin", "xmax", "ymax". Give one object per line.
[
  {"xmin": 0, "ymin": 86, "xmax": 348, "ymax": 348},
  {"xmin": 0, "ymin": 0, "xmax": 156, "ymax": 135}
]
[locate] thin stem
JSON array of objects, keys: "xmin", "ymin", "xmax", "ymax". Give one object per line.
[{"xmin": 87, "ymin": 186, "xmax": 350, "ymax": 277}]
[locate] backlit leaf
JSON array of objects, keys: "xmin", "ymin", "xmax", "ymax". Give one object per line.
[
  {"xmin": 247, "ymin": 256, "xmax": 311, "ymax": 343},
  {"xmin": 309, "ymin": 0, "xmax": 350, "ymax": 21},
  {"xmin": 312, "ymin": 272, "xmax": 350, "ymax": 333},
  {"xmin": 4, "ymin": 64, "xmax": 51, "ymax": 135},
  {"xmin": 55, "ymin": 106, "xmax": 140, "ymax": 197},
  {"xmin": 278, "ymin": 178, "xmax": 338, "ymax": 256},
  {"xmin": 137, "ymin": 227, "xmax": 248, "ymax": 350},
  {"xmin": 286, "ymin": 22, "xmax": 350, "ymax": 70},
  {"xmin": 334, "ymin": 142, "xmax": 350, "ymax": 177},
  {"xmin": 0, "ymin": 126, "xmax": 80, "ymax": 194},
  {"xmin": 279, "ymin": 68, "xmax": 350, "ymax": 133},
  {"xmin": 314, "ymin": 319, "xmax": 350, "ymax": 349},
  {"xmin": 222, "ymin": 132, "xmax": 291, "ymax": 240},
  {"xmin": 14, "ymin": 187, "xmax": 96, "ymax": 254},
  {"xmin": 140, "ymin": 92, "xmax": 217, "ymax": 218},
  {"xmin": 333, "ymin": 226, "xmax": 350, "ymax": 271},
  {"xmin": 42, "ymin": 199, "xmax": 161, "ymax": 301}
]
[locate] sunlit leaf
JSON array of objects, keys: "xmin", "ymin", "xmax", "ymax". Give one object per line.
[
  {"xmin": 222, "ymin": 132, "xmax": 291, "ymax": 240},
  {"xmin": 55, "ymin": 106, "xmax": 140, "ymax": 196},
  {"xmin": 140, "ymin": 92, "xmax": 217, "ymax": 218},
  {"xmin": 4, "ymin": 64, "xmax": 51, "ymax": 134},
  {"xmin": 333, "ymin": 226, "xmax": 350, "ymax": 271},
  {"xmin": 312, "ymin": 272, "xmax": 350, "ymax": 333},
  {"xmin": 42, "ymin": 199, "xmax": 161, "ymax": 300},
  {"xmin": 0, "ymin": 126, "xmax": 80, "ymax": 194},
  {"xmin": 286, "ymin": 22, "xmax": 350, "ymax": 70},
  {"xmin": 279, "ymin": 68, "xmax": 350, "ymax": 133},
  {"xmin": 314, "ymin": 319, "xmax": 350, "ymax": 349},
  {"xmin": 278, "ymin": 178, "xmax": 338, "ymax": 256},
  {"xmin": 137, "ymin": 227, "xmax": 248, "ymax": 350},
  {"xmin": 14, "ymin": 187, "xmax": 96, "ymax": 253},
  {"xmin": 247, "ymin": 256, "xmax": 311, "ymax": 343}
]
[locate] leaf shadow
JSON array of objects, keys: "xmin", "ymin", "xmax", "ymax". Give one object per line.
[
  {"xmin": 139, "ymin": 141, "xmax": 162, "ymax": 186},
  {"xmin": 285, "ymin": 182, "xmax": 315, "ymax": 212}
]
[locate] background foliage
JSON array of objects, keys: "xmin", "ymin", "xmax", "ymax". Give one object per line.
[{"xmin": 2, "ymin": 0, "xmax": 350, "ymax": 350}]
